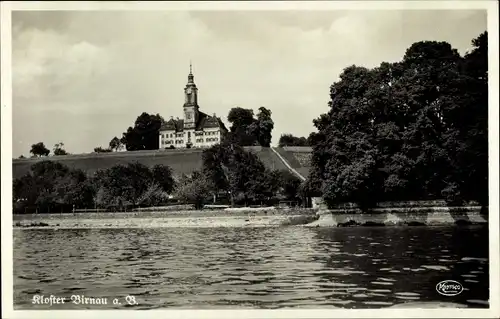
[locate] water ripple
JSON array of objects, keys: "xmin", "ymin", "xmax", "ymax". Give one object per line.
[{"xmin": 13, "ymin": 226, "xmax": 489, "ymax": 309}]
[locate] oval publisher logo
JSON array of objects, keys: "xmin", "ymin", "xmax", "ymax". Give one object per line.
[{"xmin": 436, "ymin": 280, "xmax": 464, "ymax": 296}]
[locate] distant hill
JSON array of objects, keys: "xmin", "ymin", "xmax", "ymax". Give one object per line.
[{"xmin": 12, "ymin": 147, "xmax": 312, "ymax": 180}]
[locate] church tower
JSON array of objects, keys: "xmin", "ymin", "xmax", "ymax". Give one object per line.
[{"xmin": 183, "ymin": 62, "xmax": 199, "ymax": 129}]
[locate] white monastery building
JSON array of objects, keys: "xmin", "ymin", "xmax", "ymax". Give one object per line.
[{"xmin": 159, "ymin": 65, "xmax": 228, "ymax": 149}]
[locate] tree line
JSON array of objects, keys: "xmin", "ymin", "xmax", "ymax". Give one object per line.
[
  {"xmin": 13, "ymin": 160, "xmax": 176, "ymax": 214},
  {"xmin": 278, "ymin": 133, "xmax": 314, "ymax": 147},
  {"xmin": 20, "ymin": 142, "xmax": 70, "ymax": 158},
  {"xmin": 13, "ymin": 140, "xmax": 303, "ymax": 214},
  {"xmin": 304, "ymin": 31, "xmax": 488, "ymax": 209}
]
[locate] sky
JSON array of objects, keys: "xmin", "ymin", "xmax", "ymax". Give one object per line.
[{"xmin": 11, "ymin": 9, "xmax": 487, "ymax": 157}]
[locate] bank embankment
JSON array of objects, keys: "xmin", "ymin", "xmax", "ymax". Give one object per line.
[
  {"xmin": 305, "ymin": 205, "xmax": 488, "ymax": 227},
  {"xmin": 12, "ymin": 208, "xmax": 319, "ymax": 229},
  {"xmin": 12, "ymin": 204, "xmax": 488, "ymax": 229}
]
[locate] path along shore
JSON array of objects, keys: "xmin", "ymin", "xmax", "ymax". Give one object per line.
[{"xmin": 13, "ymin": 205, "xmax": 487, "ymax": 229}]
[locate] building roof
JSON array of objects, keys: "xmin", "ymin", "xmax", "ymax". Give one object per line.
[
  {"xmin": 160, "ymin": 111, "xmax": 228, "ymax": 133},
  {"xmin": 160, "ymin": 118, "xmax": 184, "ymax": 131}
]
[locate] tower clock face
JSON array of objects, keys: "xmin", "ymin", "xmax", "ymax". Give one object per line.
[{"xmin": 187, "ymin": 88, "xmax": 192, "ymax": 94}]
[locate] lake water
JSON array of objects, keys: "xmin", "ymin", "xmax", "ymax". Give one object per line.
[{"xmin": 13, "ymin": 225, "xmax": 489, "ymax": 309}]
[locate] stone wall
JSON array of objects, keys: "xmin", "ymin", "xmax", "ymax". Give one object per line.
[{"xmin": 306, "ymin": 206, "xmax": 488, "ymax": 227}]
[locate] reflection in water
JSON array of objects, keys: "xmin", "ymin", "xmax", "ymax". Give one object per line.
[{"xmin": 14, "ymin": 226, "xmax": 489, "ymax": 309}]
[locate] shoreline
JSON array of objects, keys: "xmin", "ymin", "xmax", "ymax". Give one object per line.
[{"xmin": 12, "ymin": 206, "xmax": 488, "ymax": 229}]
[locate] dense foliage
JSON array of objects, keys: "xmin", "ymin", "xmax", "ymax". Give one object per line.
[
  {"xmin": 27, "ymin": 141, "xmax": 69, "ymax": 157},
  {"xmin": 13, "ymin": 161, "xmax": 94, "ymax": 214},
  {"xmin": 173, "ymin": 171, "xmax": 213, "ymax": 209},
  {"xmin": 121, "ymin": 112, "xmax": 164, "ymax": 151},
  {"xmin": 306, "ymin": 32, "xmax": 488, "ymax": 209},
  {"xmin": 278, "ymin": 134, "xmax": 313, "ymax": 147},
  {"xmin": 93, "ymin": 147, "xmax": 112, "ymax": 153},
  {"xmin": 201, "ymin": 138, "xmax": 302, "ymax": 206},
  {"xmin": 13, "ymin": 161, "xmax": 175, "ymax": 213},
  {"xmin": 225, "ymin": 107, "xmax": 274, "ymax": 147},
  {"xmin": 30, "ymin": 142, "xmax": 50, "ymax": 157},
  {"xmin": 109, "ymin": 136, "xmax": 123, "ymax": 152},
  {"xmin": 12, "ymin": 149, "xmax": 301, "ymax": 212},
  {"xmin": 53, "ymin": 142, "xmax": 69, "ymax": 156}
]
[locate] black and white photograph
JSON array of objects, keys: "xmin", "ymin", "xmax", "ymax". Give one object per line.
[{"xmin": 1, "ymin": 1, "xmax": 499, "ymax": 318}]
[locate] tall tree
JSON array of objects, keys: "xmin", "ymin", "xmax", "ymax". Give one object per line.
[
  {"xmin": 278, "ymin": 134, "xmax": 309, "ymax": 147},
  {"xmin": 30, "ymin": 142, "xmax": 50, "ymax": 157},
  {"xmin": 202, "ymin": 142, "xmax": 279, "ymax": 205},
  {"xmin": 53, "ymin": 142, "xmax": 69, "ymax": 156},
  {"xmin": 109, "ymin": 136, "xmax": 123, "ymax": 152},
  {"xmin": 121, "ymin": 113, "xmax": 164, "ymax": 151},
  {"xmin": 202, "ymin": 145, "xmax": 229, "ymax": 199},
  {"xmin": 255, "ymin": 107, "xmax": 274, "ymax": 147},
  {"xmin": 306, "ymin": 32, "xmax": 488, "ymax": 209},
  {"xmin": 445, "ymin": 31, "xmax": 488, "ymax": 205},
  {"xmin": 227, "ymin": 107, "xmax": 257, "ymax": 146},
  {"xmin": 226, "ymin": 106, "xmax": 275, "ymax": 147}
]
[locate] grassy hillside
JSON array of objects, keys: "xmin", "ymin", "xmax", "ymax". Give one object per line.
[
  {"xmin": 245, "ymin": 146, "xmax": 289, "ymax": 171},
  {"xmin": 13, "ymin": 149, "xmax": 205, "ymax": 179},
  {"xmin": 273, "ymin": 146, "xmax": 312, "ymax": 178},
  {"xmin": 12, "ymin": 147, "xmax": 312, "ymax": 179}
]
